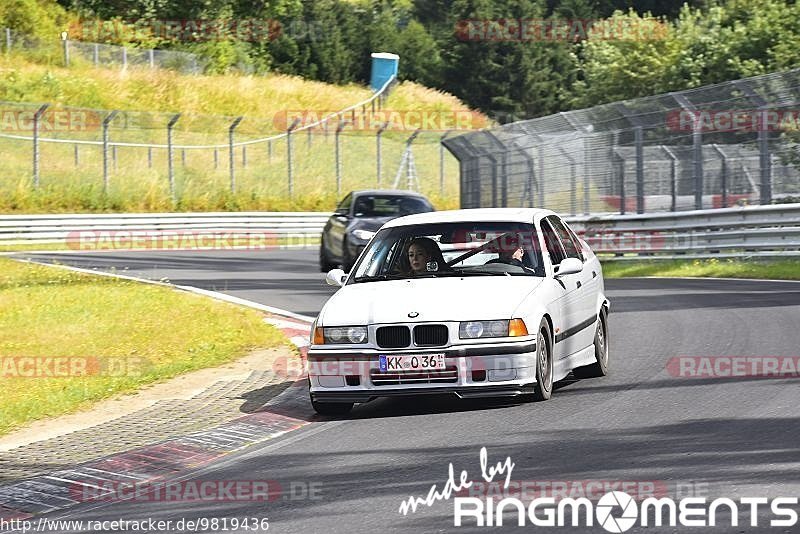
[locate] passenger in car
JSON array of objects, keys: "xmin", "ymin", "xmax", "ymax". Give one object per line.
[{"xmin": 485, "ymin": 234, "xmax": 525, "ymax": 268}]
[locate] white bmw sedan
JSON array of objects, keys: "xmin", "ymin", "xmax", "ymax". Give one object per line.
[{"xmin": 308, "ymin": 208, "xmax": 610, "ymax": 415}]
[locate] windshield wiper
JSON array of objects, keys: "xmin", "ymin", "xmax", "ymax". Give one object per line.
[{"xmin": 351, "ymin": 273, "xmax": 409, "ymax": 283}]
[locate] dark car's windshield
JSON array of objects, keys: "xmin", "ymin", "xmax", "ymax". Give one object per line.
[
  {"xmin": 352, "ymin": 195, "xmax": 433, "ymax": 218},
  {"xmin": 350, "ymin": 222, "xmax": 545, "ymax": 282}
]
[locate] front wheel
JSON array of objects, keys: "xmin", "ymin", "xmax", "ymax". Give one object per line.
[
  {"xmin": 341, "ymin": 237, "xmax": 354, "ymax": 272},
  {"xmin": 319, "ymin": 239, "xmax": 337, "ymax": 273},
  {"xmin": 572, "ymin": 308, "xmax": 609, "ymax": 379},
  {"xmin": 311, "ymin": 399, "xmax": 353, "ymax": 415},
  {"xmin": 532, "ymin": 318, "xmax": 553, "ymax": 401}
]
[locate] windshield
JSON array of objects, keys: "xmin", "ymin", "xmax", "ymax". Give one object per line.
[
  {"xmin": 350, "ymin": 221, "xmax": 545, "ymax": 283},
  {"xmin": 352, "ymin": 195, "xmax": 433, "ymax": 218}
]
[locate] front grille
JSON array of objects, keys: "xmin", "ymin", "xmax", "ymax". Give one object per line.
[
  {"xmin": 376, "ymin": 326, "xmax": 411, "ymax": 348},
  {"xmin": 370, "ymin": 365, "xmax": 458, "ymax": 386},
  {"xmin": 413, "ymin": 324, "xmax": 448, "ymax": 347}
]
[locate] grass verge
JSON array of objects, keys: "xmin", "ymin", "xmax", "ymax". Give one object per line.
[
  {"xmin": 601, "ymin": 258, "xmax": 800, "ymax": 280},
  {"xmin": 0, "ymin": 258, "xmax": 287, "ymax": 436}
]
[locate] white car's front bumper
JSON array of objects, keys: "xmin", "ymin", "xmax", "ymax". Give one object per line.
[{"xmin": 307, "ymin": 340, "xmax": 538, "ymax": 403}]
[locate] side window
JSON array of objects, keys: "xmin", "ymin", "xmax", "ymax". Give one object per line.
[
  {"xmin": 336, "ymin": 194, "xmax": 353, "ymax": 214},
  {"xmin": 540, "ymin": 219, "xmax": 566, "ymax": 266},
  {"xmin": 548, "ymin": 216, "xmax": 583, "ymax": 262}
]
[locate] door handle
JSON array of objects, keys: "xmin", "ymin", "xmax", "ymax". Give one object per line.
[
  {"xmin": 576, "ymin": 281, "xmax": 582, "ymax": 289},
  {"xmin": 592, "ymin": 271, "xmax": 597, "ymax": 278}
]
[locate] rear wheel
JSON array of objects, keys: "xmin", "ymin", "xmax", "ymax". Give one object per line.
[
  {"xmin": 572, "ymin": 308, "xmax": 609, "ymax": 379},
  {"xmin": 319, "ymin": 238, "xmax": 337, "ymax": 272},
  {"xmin": 311, "ymin": 399, "xmax": 353, "ymax": 415},
  {"xmin": 532, "ymin": 318, "xmax": 553, "ymax": 401}
]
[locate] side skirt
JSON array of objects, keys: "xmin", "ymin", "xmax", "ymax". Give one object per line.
[{"xmin": 553, "ymin": 344, "xmax": 596, "ymax": 382}]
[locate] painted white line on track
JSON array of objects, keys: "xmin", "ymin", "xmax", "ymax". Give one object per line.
[{"xmin": 11, "ymin": 257, "xmax": 316, "ymax": 323}]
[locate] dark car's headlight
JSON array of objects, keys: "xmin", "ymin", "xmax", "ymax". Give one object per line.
[
  {"xmin": 351, "ymin": 229, "xmax": 376, "ymax": 241},
  {"xmin": 314, "ymin": 326, "xmax": 368, "ymax": 344},
  {"xmin": 459, "ymin": 319, "xmax": 528, "ymax": 339}
]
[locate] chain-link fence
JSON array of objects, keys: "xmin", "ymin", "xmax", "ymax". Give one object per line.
[
  {"xmin": 0, "ymin": 78, "xmax": 467, "ymax": 212},
  {"xmin": 2, "ymin": 28, "xmax": 205, "ymax": 74},
  {"xmin": 444, "ymin": 69, "xmax": 800, "ymax": 215}
]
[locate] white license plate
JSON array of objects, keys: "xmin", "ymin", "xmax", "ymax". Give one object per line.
[{"xmin": 379, "ymin": 354, "xmax": 446, "ymax": 372}]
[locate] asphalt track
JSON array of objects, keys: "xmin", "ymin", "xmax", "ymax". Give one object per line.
[{"xmin": 10, "ymin": 249, "xmax": 800, "ymax": 533}]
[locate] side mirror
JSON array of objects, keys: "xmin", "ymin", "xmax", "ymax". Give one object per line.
[
  {"xmin": 334, "ymin": 209, "xmax": 350, "ymax": 220},
  {"xmin": 325, "ymin": 268, "xmax": 347, "ymax": 287},
  {"xmin": 555, "ymin": 257, "xmax": 583, "ymax": 277}
]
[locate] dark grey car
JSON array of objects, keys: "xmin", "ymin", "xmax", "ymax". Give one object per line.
[{"xmin": 319, "ymin": 190, "xmax": 435, "ymax": 272}]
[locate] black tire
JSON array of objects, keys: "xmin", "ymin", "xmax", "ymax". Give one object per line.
[
  {"xmin": 319, "ymin": 238, "xmax": 337, "ymax": 273},
  {"xmin": 311, "ymin": 399, "xmax": 354, "ymax": 415},
  {"xmin": 532, "ymin": 318, "xmax": 553, "ymax": 401},
  {"xmin": 572, "ymin": 308, "xmax": 609, "ymax": 379},
  {"xmin": 341, "ymin": 237, "xmax": 354, "ymax": 272}
]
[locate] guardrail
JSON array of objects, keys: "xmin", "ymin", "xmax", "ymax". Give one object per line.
[
  {"xmin": 567, "ymin": 203, "xmax": 800, "ymax": 260},
  {"xmin": 0, "ymin": 212, "xmax": 331, "ymax": 246},
  {"xmin": 2, "ymin": 204, "xmax": 799, "ymax": 260}
]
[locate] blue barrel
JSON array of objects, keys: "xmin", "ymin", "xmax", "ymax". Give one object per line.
[{"xmin": 370, "ymin": 52, "xmax": 399, "ymax": 91}]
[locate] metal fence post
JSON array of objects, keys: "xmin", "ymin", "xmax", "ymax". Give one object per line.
[
  {"xmin": 228, "ymin": 116, "xmax": 243, "ymax": 193},
  {"xmin": 4, "ymin": 28, "xmax": 10, "ymax": 53},
  {"xmin": 61, "ymin": 33, "xmax": 69, "ymax": 67},
  {"xmin": 335, "ymin": 119, "xmax": 348, "ymax": 197},
  {"xmin": 242, "ymin": 145, "xmax": 247, "ymax": 167},
  {"xmin": 537, "ymin": 146, "xmax": 545, "ymax": 208},
  {"xmin": 267, "ymin": 139, "xmax": 273, "ymax": 163},
  {"xmin": 613, "ymin": 148, "xmax": 626, "ymax": 215},
  {"xmin": 102, "ymin": 111, "xmax": 119, "ymax": 193},
  {"xmin": 758, "ymin": 109, "xmax": 772, "ymax": 204},
  {"xmin": 122, "ymin": 47, "xmax": 127, "ymax": 69},
  {"xmin": 376, "ymin": 121, "xmax": 389, "ymax": 187},
  {"xmin": 74, "ymin": 144, "xmax": 79, "ymax": 167},
  {"xmin": 147, "ymin": 147, "xmax": 152, "ymax": 168},
  {"xmin": 634, "ymin": 126, "xmax": 644, "ymax": 214},
  {"xmin": 711, "ymin": 144, "xmax": 728, "ymax": 208},
  {"xmin": 440, "ymin": 131, "xmax": 452, "ymax": 196},
  {"xmin": 148, "ymin": 49, "xmax": 155, "ymax": 69},
  {"xmin": 661, "ymin": 146, "xmax": 678, "ymax": 212},
  {"xmin": 32, "ymin": 104, "xmax": 49, "ymax": 188},
  {"xmin": 167, "ymin": 113, "xmax": 180, "ymax": 199},
  {"xmin": 214, "ymin": 148, "xmax": 219, "ymax": 169},
  {"xmin": 93, "ymin": 43, "xmax": 99, "ymax": 66},
  {"xmin": 286, "ymin": 118, "xmax": 300, "ymax": 197}
]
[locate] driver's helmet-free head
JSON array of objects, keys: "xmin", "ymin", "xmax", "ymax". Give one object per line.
[{"xmin": 402, "ymin": 236, "xmax": 445, "ymax": 274}]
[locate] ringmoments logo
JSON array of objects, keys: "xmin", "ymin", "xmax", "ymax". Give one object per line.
[{"xmin": 397, "ymin": 447, "xmax": 800, "ymax": 531}]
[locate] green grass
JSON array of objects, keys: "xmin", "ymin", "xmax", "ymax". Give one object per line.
[
  {"xmin": 0, "ymin": 56, "xmax": 476, "ymax": 213},
  {"xmin": 601, "ymin": 258, "xmax": 800, "ymax": 280},
  {"xmin": 0, "ymin": 258, "xmax": 286, "ymax": 435}
]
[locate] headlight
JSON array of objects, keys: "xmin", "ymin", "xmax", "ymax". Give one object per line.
[
  {"xmin": 322, "ymin": 326, "xmax": 368, "ymax": 344},
  {"xmin": 352, "ymin": 229, "xmax": 376, "ymax": 241},
  {"xmin": 459, "ymin": 320, "xmax": 509, "ymax": 339}
]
